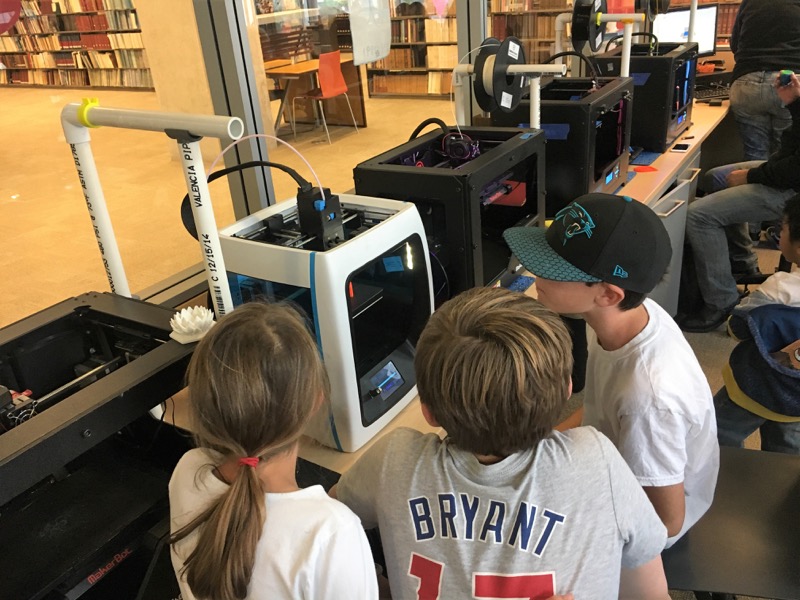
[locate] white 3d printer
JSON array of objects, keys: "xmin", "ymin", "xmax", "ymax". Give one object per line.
[{"xmin": 219, "ymin": 191, "xmax": 434, "ymax": 452}]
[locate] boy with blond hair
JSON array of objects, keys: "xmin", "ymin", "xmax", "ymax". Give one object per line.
[
  {"xmin": 504, "ymin": 193, "xmax": 719, "ymax": 547},
  {"xmin": 333, "ymin": 287, "xmax": 669, "ymax": 599}
]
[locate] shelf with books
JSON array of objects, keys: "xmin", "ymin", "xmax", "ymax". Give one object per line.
[
  {"xmin": 487, "ymin": 0, "xmax": 572, "ymax": 64},
  {"xmin": 363, "ymin": 2, "xmax": 457, "ymax": 98},
  {"xmin": 0, "ymin": 0, "xmax": 151, "ymax": 89}
]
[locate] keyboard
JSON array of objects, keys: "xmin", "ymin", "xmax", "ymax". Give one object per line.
[{"xmin": 694, "ymin": 86, "xmax": 730, "ymax": 101}]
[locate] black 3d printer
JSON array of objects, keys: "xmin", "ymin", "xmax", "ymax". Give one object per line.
[
  {"xmin": 0, "ymin": 293, "xmax": 193, "ymax": 600},
  {"xmin": 490, "ymin": 75, "xmax": 634, "ymax": 217},
  {"xmin": 354, "ymin": 37, "xmax": 555, "ymax": 300},
  {"xmin": 595, "ymin": 41, "xmax": 699, "ymax": 152},
  {"xmin": 354, "ymin": 124, "xmax": 545, "ymax": 300}
]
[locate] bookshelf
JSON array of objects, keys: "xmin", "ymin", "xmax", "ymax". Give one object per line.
[
  {"xmin": 487, "ymin": 0, "xmax": 573, "ymax": 65},
  {"xmin": 0, "ymin": 0, "xmax": 152, "ymax": 89},
  {"xmin": 668, "ymin": 0, "xmax": 741, "ymax": 49},
  {"xmin": 366, "ymin": 1, "xmax": 458, "ymax": 98}
]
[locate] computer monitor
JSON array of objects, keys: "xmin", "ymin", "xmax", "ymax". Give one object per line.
[{"xmin": 652, "ymin": 4, "xmax": 718, "ymax": 57}]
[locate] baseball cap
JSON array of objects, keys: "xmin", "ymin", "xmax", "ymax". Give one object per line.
[{"xmin": 503, "ymin": 193, "xmax": 672, "ymax": 294}]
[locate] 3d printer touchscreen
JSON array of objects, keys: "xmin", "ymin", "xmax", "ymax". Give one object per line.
[{"xmin": 369, "ymin": 361, "xmax": 404, "ymax": 399}]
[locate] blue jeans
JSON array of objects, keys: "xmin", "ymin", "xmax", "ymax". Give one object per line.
[
  {"xmin": 714, "ymin": 386, "xmax": 800, "ymax": 454},
  {"xmin": 731, "ymin": 71, "xmax": 793, "ymax": 161},
  {"xmin": 686, "ymin": 162, "xmax": 795, "ymax": 310}
]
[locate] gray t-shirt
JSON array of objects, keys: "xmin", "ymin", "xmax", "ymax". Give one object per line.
[{"xmin": 337, "ymin": 426, "xmax": 666, "ymax": 599}]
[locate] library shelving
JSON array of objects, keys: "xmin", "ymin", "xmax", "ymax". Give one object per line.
[
  {"xmin": 0, "ymin": 0, "xmax": 152, "ymax": 89},
  {"xmin": 487, "ymin": 0, "xmax": 574, "ymax": 65},
  {"xmin": 367, "ymin": 2, "xmax": 458, "ymax": 98}
]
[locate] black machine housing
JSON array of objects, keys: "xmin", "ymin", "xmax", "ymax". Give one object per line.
[
  {"xmin": 595, "ymin": 42, "xmax": 699, "ymax": 152},
  {"xmin": 0, "ymin": 292, "xmax": 193, "ymax": 599},
  {"xmin": 490, "ymin": 76, "xmax": 634, "ymax": 217},
  {"xmin": 353, "ymin": 127, "xmax": 545, "ymax": 299}
]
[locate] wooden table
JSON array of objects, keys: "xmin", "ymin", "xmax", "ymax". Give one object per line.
[
  {"xmin": 265, "ymin": 54, "xmax": 367, "ymax": 134},
  {"xmin": 663, "ymin": 447, "xmax": 800, "ymax": 599}
]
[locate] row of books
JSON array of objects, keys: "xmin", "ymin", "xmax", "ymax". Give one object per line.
[
  {"xmin": 87, "ymin": 66, "xmax": 151, "ymax": 87},
  {"xmin": 0, "ymin": 47, "xmax": 148, "ymax": 69},
  {"xmin": 370, "ymin": 73, "xmax": 428, "ymax": 95},
  {"xmin": 716, "ymin": 4, "xmax": 740, "ymax": 36},
  {"xmin": 391, "ymin": 19, "xmax": 424, "ymax": 43},
  {"xmin": 426, "ymin": 44, "xmax": 457, "ymax": 69},
  {"xmin": 489, "ymin": 0, "xmax": 570, "ymax": 11},
  {"xmin": 10, "ymin": 10, "xmax": 139, "ymax": 34},
  {"xmin": 491, "ymin": 14, "xmax": 538, "ymax": 40},
  {"xmin": 0, "ymin": 30, "xmax": 144, "ymax": 52},
  {"xmin": 370, "ymin": 47, "xmax": 423, "ymax": 70},
  {"xmin": 424, "ymin": 17, "xmax": 457, "ymax": 43},
  {"xmin": 427, "ymin": 70, "xmax": 453, "ymax": 95},
  {"xmin": 21, "ymin": 0, "xmax": 137, "ymax": 15}
]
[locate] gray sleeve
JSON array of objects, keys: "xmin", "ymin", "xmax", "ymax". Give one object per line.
[
  {"xmin": 336, "ymin": 429, "xmax": 403, "ymax": 529},
  {"xmin": 595, "ymin": 431, "xmax": 668, "ymax": 568}
]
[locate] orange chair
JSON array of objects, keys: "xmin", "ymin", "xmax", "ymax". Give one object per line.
[{"xmin": 291, "ymin": 50, "xmax": 359, "ymax": 144}]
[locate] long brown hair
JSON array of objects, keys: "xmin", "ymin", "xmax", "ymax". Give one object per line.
[{"xmin": 170, "ymin": 302, "xmax": 329, "ymax": 600}]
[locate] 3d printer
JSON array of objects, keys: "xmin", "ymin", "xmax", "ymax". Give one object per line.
[
  {"xmin": 218, "ymin": 192, "xmax": 433, "ymax": 453},
  {"xmin": 352, "ymin": 126, "xmax": 545, "ymax": 299},
  {"xmin": 595, "ymin": 42, "xmax": 699, "ymax": 152},
  {"xmin": 0, "ymin": 292, "xmax": 193, "ymax": 599},
  {"xmin": 490, "ymin": 76, "xmax": 634, "ymax": 216}
]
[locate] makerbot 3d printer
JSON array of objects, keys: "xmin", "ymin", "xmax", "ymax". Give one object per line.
[
  {"xmin": 0, "ymin": 293, "xmax": 193, "ymax": 599},
  {"xmin": 218, "ymin": 191, "xmax": 433, "ymax": 452},
  {"xmin": 353, "ymin": 126, "xmax": 545, "ymax": 299},
  {"xmin": 595, "ymin": 42, "xmax": 699, "ymax": 152},
  {"xmin": 490, "ymin": 76, "xmax": 634, "ymax": 216}
]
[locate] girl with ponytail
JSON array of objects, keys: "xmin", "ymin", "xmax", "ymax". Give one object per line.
[{"xmin": 168, "ymin": 302, "xmax": 377, "ymax": 600}]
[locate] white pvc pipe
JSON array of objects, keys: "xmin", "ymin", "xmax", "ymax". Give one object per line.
[
  {"xmin": 68, "ymin": 141, "xmax": 131, "ymax": 297},
  {"xmin": 529, "ymin": 77, "xmax": 542, "ymax": 129},
  {"xmin": 453, "ymin": 65, "xmax": 471, "ymax": 127},
  {"xmin": 61, "ymin": 104, "xmax": 244, "ymax": 143},
  {"xmin": 621, "ymin": 21, "xmax": 634, "ymax": 78},
  {"xmin": 554, "ymin": 12, "xmax": 572, "ymax": 60},
  {"xmin": 688, "ymin": 0, "xmax": 698, "ymax": 43},
  {"xmin": 506, "ymin": 64, "xmax": 567, "ymax": 76},
  {"xmin": 178, "ymin": 140, "xmax": 234, "ymax": 318}
]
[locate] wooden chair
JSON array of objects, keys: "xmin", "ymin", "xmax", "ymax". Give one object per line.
[{"xmin": 291, "ymin": 50, "xmax": 358, "ymax": 144}]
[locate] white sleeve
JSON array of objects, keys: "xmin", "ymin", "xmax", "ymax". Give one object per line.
[
  {"xmin": 617, "ymin": 409, "xmax": 689, "ymax": 487},
  {"xmin": 311, "ymin": 514, "xmax": 379, "ymax": 600},
  {"xmin": 595, "ymin": 432, "xmax": 669, "ymax": 567}
]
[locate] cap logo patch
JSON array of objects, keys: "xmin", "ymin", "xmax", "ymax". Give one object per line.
[
  {"xmin": 613, "ymin": 265, "xmax": 629, "ymax": 278},
  {"xmin": 555, "ymin": 202, "xmax": 595, "ymax": 245}
]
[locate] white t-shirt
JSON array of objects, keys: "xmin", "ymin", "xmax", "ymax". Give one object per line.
[
  {"xmin": 583, "ymin": 298, "xmax": 720, "ymax": 547},
  {"xmin": 337, "ymin": 426, "xmax": 667, "ymax": 600},
  {"xmin": 169, "ymin": 448, "xmax": 378, "ymax": 600},
  {"xmin": 737, "ymin": 269, "xmax": 800, "ymax": 312}
]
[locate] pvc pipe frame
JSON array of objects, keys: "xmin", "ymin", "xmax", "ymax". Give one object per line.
[
  {"xmin": 61, "ymin": 103, "xmax": 243, "ymax": 319},
  {"xmin": 688, "ymin": 0, "xmax": 698, "ymax": 43},
  {"xmin": 453, "ymin": 63, "xmax": 566, "ymax": 128},
  {"xmin": 597, "ymin": 13, "xmax": 646, "ymax": 79}
]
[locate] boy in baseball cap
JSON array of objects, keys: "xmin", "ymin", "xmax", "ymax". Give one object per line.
[{"xmin": 504, "ymin": 193, "xmax": 719, "ymax": 547}]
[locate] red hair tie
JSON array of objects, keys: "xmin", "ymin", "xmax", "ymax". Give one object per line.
[{"xmin": 238, "ymin": 457, "xmax": 259, "ymax": 468}]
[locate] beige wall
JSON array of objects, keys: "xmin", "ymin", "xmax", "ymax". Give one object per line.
[{"xmin": 136, "ymin": 0, "xmax": 276, "ymax": 160}]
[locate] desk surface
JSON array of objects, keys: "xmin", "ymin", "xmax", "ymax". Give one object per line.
[
  {"xmin": 663, "ymin": 446, "xmax": 800, "ymax": 599},
  {"xmin": 264, "ymin": 53, "xmax": 354, "ymax": 77},
  {"xmin": 623, "ymin": 101, "xmax": 729, "ymax": 205}
]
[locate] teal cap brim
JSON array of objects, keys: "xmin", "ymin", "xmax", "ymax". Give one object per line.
[{"xmin": 503, "ymin": 227, "xmax": 602, "ymax": 284}]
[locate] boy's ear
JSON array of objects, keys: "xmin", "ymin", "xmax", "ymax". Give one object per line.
[
  {"xmin": 594, "ymin": 282, "xmax": 626, "ymax": 308},
  {"xmin": 420, "ymin": 402, "xmax": 440, "ymax": 428}
]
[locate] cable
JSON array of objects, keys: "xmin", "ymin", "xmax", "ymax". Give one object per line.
[
  {"xmin": 604, "ymin": 32, "xmax": 659, "ymax": 54},
  {"xmin": 180, "ymin": 160, "xmax": 309, "ymax": 240},
  {"xmin": 409, "ymin": 117, "xmax": 449, "ymax": 141},
  {"xmin": 429, "ymin": 250, "xmax": 450, "ymax": 299},
  {"xmin": 207, "ymin": 133, "xmax": 326, "ymax": 202},
  {"xmin": 544, "ymin": 51, "xmax": 600, "ymax": 84}
]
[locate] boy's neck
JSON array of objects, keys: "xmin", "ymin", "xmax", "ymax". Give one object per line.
[{"xmin": 583, "ymin": 303, "xmax": 650, "ymax": 351}]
